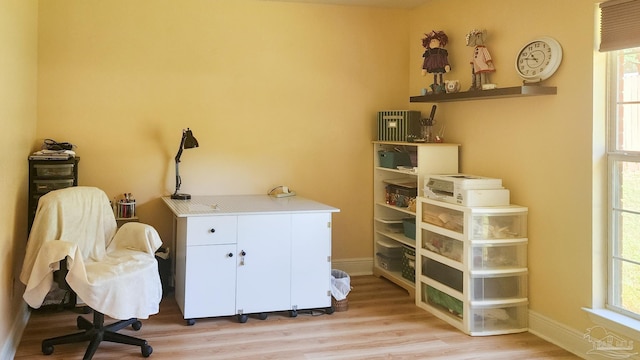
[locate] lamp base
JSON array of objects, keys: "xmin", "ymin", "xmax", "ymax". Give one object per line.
[{"xmin": 171, "ymin": 193, "xmax": 192, "ymax": 200}]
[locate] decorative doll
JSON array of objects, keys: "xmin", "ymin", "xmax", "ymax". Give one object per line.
[
  {"xmin": 465, "ymin": 29, "xmax": 495, "ymax": 90},
  {"xmin": 422, "ymin": 30, "xmax": 450, "ymax": 94}
]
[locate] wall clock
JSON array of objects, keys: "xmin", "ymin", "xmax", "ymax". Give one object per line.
[{"xmin": 515, "ymin": 36, "xmax": 563, "ymax": 83}]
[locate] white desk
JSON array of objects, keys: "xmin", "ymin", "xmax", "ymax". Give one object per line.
[{"xmin": 162, "ymin": 195, "xmax": 339, "ymax": 325}]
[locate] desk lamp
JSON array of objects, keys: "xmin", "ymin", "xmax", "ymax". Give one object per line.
[{"xmin": 171, "ymin": 128, "xmax": 199, "ymax": 200}]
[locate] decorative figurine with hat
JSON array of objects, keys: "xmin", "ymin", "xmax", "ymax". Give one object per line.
[{"xmin": 422, "ymin": 30, "xmax": 451, "ymax": 94}]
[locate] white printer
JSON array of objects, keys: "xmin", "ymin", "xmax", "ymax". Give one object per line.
[{"xmin": 424, "ymin": 174, "xmax": 509, "ymax": 206}]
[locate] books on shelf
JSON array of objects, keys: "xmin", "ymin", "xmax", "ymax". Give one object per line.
[{"xmin": 28, "ymin": 150, "xmax": 76, "ymax": 160}]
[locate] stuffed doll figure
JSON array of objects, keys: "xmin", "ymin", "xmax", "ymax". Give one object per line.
[
  {"xmin": 422, "ymin": 30, "xmax": 451, "ymax": 94},
  {"xmin": 466, "ymin": 29, "xmax": 495, "ymax": 90}
]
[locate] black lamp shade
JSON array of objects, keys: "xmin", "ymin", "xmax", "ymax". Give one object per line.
[{"xmin": 183, "ymin": 129, "xmax": 199, "ymax": 149}]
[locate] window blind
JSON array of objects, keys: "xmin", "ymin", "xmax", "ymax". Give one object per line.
[{"xmin": 600, "ymin": 0, "xmax": 640, "ymax": 51}]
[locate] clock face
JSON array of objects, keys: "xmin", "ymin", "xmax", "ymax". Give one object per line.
[{"xmin": 515, "ymin": 37, "xmax": 562, "ymax": 82}]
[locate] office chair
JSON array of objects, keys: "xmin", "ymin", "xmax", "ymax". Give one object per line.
[{"xmin": 20, "ymin": 186, "xmax": 163, "ymax": 359}]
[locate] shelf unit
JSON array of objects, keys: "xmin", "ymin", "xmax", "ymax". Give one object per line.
[
  {"xmin": 372, "ymin": 141, "xmax": 459, "ymax": 296},
  {"xmin": 416, "ymin": 197, "xmax": 529, "ymax": 336},
  {"xmin": 410, "ymin": 85, "xmax": 556, "ymax": 103}
]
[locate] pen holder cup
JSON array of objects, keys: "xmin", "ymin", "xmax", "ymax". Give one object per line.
[{"xmin": 117, "ymin": 200, "xmax": 136, "ymax": 218}]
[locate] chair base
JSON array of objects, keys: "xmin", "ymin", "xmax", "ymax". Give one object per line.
[{"xmin": 41, "ymin": 311, "xmax": 152, "ymax": 360}]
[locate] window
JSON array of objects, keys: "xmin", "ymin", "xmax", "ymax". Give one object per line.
[{"xmin": 608, "ymin": 47, "xmax": 640, "ymax": 319}]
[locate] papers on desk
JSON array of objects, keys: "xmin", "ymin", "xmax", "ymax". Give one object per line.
[
  {"xmin": 188, "ymin": 203, "xmax": 219, "ymax": 212},
  {"xmin": 29, "ymin": 149, "xmax": 76, "ymax": 160}
]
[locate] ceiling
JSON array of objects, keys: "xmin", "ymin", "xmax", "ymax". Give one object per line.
[{"xmin": 256, "ymin": 0, "xmax": 431, "ymax": 9}]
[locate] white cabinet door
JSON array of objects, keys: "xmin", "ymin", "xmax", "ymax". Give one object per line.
[
  {"xmin": 236, "ymin": 214, "xmax": 292, "ymax": 314},
  {"xmin": 291, "ymin": 213, "xmax": 332, "ymax": 310},
  {"xmin": 183, "ymin": 244, "xmax": 237, "ymax": 318}
]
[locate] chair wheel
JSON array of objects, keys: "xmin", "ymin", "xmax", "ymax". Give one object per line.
[
  {"xmin": 289, "ymin": 310, "xmax": 298, "ymax": 318},
  {"xmin": 186, "ymin": 319, "xmax": 196, "ymax": 326},
  {"xmin": 132, "ymin": 320, "xmax": 142, "ymax": 331},
  {"xmin": 142, "ymin": 344, "xmax": 153, "ymax": 357},
  {"xmin": 237, "ymin": 314, "xmax": 248, "ymax": 323},
  {"xmin": 257, "ymin": 313, "xmax": 268, "ymax": 320},
  {"xmin": 42, "ymin": 344, "xmax": 54, "ymax": 355}
]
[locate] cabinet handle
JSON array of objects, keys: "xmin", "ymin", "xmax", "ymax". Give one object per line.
[
  {"xmin": 227, "ymin": 253, "xmax": 234, "ymax": 258},
  {"xmin": 239, "ymin": 250, "xmax": 246, "ymax": 266},
  {"xmin": 209, "ymin": 228, "xmax": 216, "ymax": 233}
]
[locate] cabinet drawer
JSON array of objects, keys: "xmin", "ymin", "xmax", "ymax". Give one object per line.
[
  {"xmin": 471, "ymin": 241, "xmax": 527, "ymax": 270},
  {"xmin": 422, "ymin": 202, "xmax": 464, "ymax": 234},
  {"xmin": 422, "ymin": 229, "xmax": 463, "ymax": 263},
  {"xmin": 471, "ymin": 212, "xmax": 527, "ymax": 240},
  {"xmin": 185, "ymin": 216, "xmax": 237, "ymax": 245},
  {"xmin": 422, "ymin": 256, "xmax": 463, "ymax": 292},
  {"xmin": 469, "ymin": 300, "xmax": 528, "ymax": 334},
  {"xmin": 34, "ymin": 163, "xmax": 74, "ymax": 177},
  {"xmin": 423, "ymin": 284, "xmax": 463, "ymax": 319},
  {"xmin": 33, "ymin": 179, "xmax": 74, "ymax": 193},
  {"xmin": 470, "ymin": 270, "xmax": 527, "ymax": 301}
]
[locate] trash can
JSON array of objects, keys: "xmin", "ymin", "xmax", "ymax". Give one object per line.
[
  {"xmin": 331, "ymin": 269, "xmax": 351, "ymax": 312},
  {"xmin": 155, "ymin": 247, "xmax": 172, "ymax": 296}
]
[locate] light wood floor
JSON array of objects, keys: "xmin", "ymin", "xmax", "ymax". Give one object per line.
[{"xmin": 15, "ymin": 276, "xmax": 581, "ymax": 360}]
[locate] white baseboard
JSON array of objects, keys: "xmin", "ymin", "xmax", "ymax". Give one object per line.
[
  {"xmin": 333, "ymin": 260, "xmax": 603, "ymax": 359},
  {"xmin": 332, "ymin": 257, "xmax": 373, "ymax": 276},
  {"xmin": 529, "ymin": 309, "xmax": 604, "ymax": 359},
  {"xmin": 8, "ymin": 263, "xmax": 610, "ymax": 360},
  {"xmin": 1, "ymin": 301, "xmax": 30, "ymax": 360}
]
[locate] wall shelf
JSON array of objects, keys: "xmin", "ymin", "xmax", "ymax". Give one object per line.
[{"xmin": 409, "ymin": 86, "xmax": 556, "ymax": 103}]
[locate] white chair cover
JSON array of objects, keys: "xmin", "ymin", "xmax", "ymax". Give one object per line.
[{"xmin": 20, "ymin": 186, "xmax": 163, "ymax": 320}]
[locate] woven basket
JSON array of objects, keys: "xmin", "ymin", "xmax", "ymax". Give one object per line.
[{"xmin": 332, "ymin": 297, "xmax": 348, "ymax": 312}]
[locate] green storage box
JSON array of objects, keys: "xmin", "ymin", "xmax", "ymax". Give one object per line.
[
  {"xmin": 378, "ymin": 151, "xmax": 411, "ymax": 169},
  {"xmin": 401, "ymin": 246, "xmax": 416, "ymax": 282},
  {"xmin": 403, "ymin": 218, "xmax": 416, "ymax": 239},
  {"xmin": 426, "ymin": 285, "xmax": 463, "ymax": 318}
]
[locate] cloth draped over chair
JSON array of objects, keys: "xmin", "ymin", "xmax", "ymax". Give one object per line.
[{"xmin": 20, "ymin": 186, "xmax": 163, "ymax": 320}]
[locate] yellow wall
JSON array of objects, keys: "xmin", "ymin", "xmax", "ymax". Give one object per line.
[
  {"xmin": 36, "ymin": 0, "xmax": 411, "ymax": 260},
  {"xmin": 3, "ymin": 0, "xmax": 609, "ymax": 355},
  {"xmin": 0, "ymin": 0, "xmax": 38, "ymax": 356},
  {"xmin": 409, "ymin": 0, "xmax": 599, "ymax": 332}
]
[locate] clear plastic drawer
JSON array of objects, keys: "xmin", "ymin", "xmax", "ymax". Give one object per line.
[
  {"xmin": 34, "ymin": 163, "xmax": 74, "ymax": 177},
  {"xmin": 34, "ymin": 179, "xmax": 74, "ymax": 194},
  {"xmin": 376, "ymin": 238, "xmax": 403, "ymax": 258},
  {"xmin": 471, "ymin": 212, "xmax": 527, "ymax": 240},
  {"xmin": 422, "ymin": 256, "xmax": 463, "ymax": 292},
  {"xmin": 471, "ymin": 241, "xmax": 527, "ymax": 270},
  {"xmin": 423, "ymin": 284, "xmax": 463, "ymax": 319},
  {"xmin": 470, "ymin": 300, "xmax": 528, "ymax": 334},
  {"xmin": 422, "ymin": 202, "xmax": 464, "ymax": 234},
  {"xmin": 375, "ymin": 218, "xmax": 404, "ymax": 236},
  {"xmin": 470, "ymin": 271, "xmax": 527, "ymax": 301},
  {"xmin": 422, "ymin": 229, "xmax": 463, "ymax": 263}
]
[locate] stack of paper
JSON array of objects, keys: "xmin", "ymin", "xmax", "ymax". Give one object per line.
[{"xmin": 28, "ymin": 150, "xmax": 76, "ymax": 160}]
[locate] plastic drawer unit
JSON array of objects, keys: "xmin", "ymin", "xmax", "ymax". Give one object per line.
[
  {"xmin": 416, "ymin": 196, "xmax": 528, "ymax": 336},
  {"xmin": 28, "ymin": 157, "xmax": 80, "ymax": 233}
]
